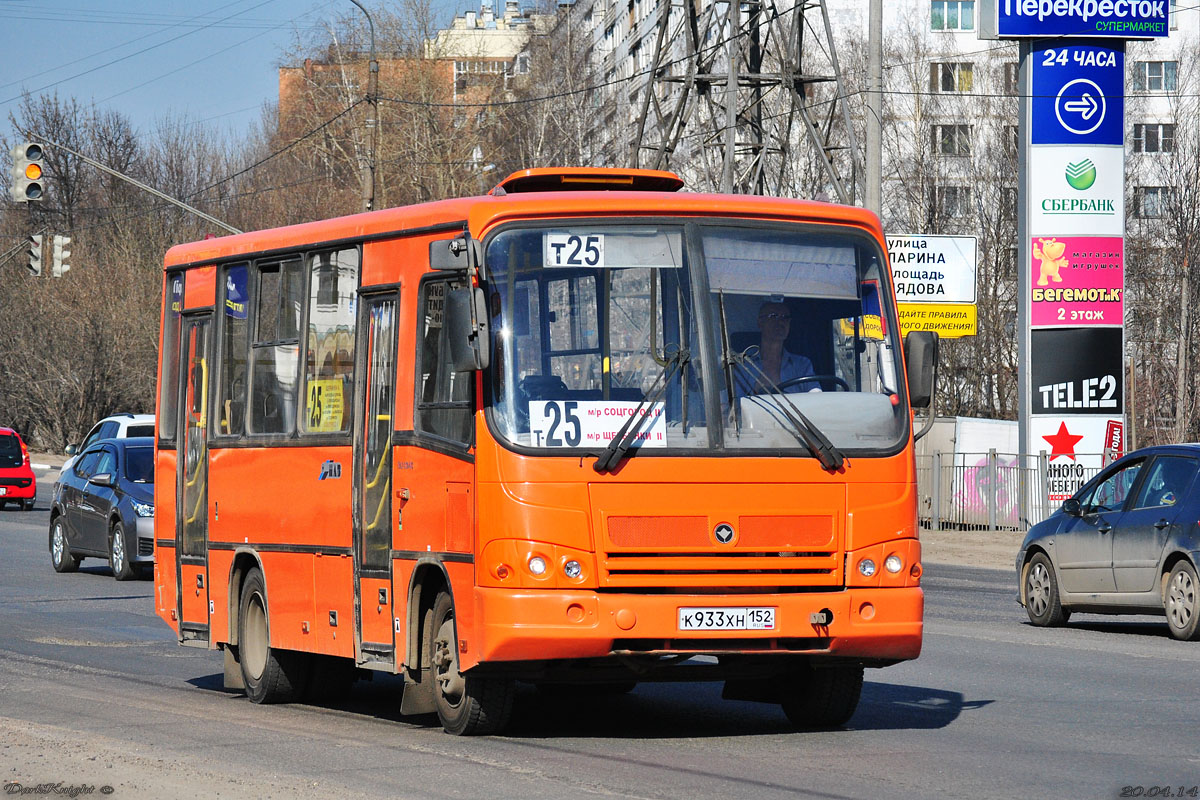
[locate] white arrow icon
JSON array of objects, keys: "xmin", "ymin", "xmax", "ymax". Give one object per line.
[
  {"xmin": 1055, "ymin": 78, "xmax": 1106, "ymax": 136},
  {"xmin": 1063, "ymin": 93, "xmax": 1099, "ymax": 121}
]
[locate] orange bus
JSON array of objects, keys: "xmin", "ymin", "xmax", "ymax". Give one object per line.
[{"xmin": 154, "ymin": 167, "xmax": 937, "ymax": 735}]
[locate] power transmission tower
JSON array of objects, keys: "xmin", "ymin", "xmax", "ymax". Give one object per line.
[{"xmin": 628, "ymin": 0, "xmax": 861, "ymax": 201}]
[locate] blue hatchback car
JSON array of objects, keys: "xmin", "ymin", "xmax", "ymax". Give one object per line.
[
  {"xmin": 49, "ymin": 436, "xmax": 155, "ymax": 581},
  {"xmin": 1017, "ymin": 444, "xmax": 1200, "ymax": 641}
]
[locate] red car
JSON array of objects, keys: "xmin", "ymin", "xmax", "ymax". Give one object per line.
[{"xmin": 0, "ymin": 427, "xmax": 36, "ymax": 511}]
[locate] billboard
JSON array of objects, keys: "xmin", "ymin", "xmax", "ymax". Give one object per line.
[
  {"xmin": 982, "ymin": 0, "xmax": 1168, "ymax": 38},
  {"xmin": 1029, "ymin": 236, "xmax": 1123, "ymax": 327},
  {"xmin": 1028, "ymin": 147, "xmax": 1125, "ymax": 234},
  {"xmin": 1030, "ymin": 328, "xmax": 1124, "ymax": 413}
]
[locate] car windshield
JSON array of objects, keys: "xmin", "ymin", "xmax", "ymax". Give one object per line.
[
  {"xmin": 124, "ymin": 447, "xmax": 154, "ymax": 483},
  {"xmin": 484, "ymin": 221, "xmax": 906, "ymax": 456},
  {"xmin": 128, "ymin": 424, "xmax": 154, "ymax": 437},
  {"xmin": 0, "ymin": 434, "xmax": 21, "ymax": 468}
]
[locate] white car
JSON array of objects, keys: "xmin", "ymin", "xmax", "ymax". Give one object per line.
[{"xmin": 60, "ymin": 414, "xmax": 155, "ymax": 475}]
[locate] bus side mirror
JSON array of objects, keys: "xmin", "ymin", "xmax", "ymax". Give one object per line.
[
  {"xmin": 445, "ymin": 287, "xmax": 490, "ymax": 372},
  {"xmin": 903, "ymin": 330, "xmax": 938, "ymax": 409},
  {"xmin": 430, "ymin": 237, "xmax": 484, "ymax": 279}
]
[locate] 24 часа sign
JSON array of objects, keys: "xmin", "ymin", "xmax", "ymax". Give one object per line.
[{"xmin": 991, "ymin": 0, "xmax": 1168, "ymax": 38}]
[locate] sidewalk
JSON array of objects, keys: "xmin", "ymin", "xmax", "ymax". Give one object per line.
[
  {"xmin": 919, "ymin": 527, "xmax": 1023, "ymax": 572},
  {"xmin": 29, "ymin": 452, "xmax": 66, "ymax": 471}
]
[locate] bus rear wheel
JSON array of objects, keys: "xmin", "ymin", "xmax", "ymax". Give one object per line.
[
  {"xmin": 779, "ymin": 664, "xmax": 863, "ymax": 730},
  {"xmin": 238, "ymin": 567, "xmax": 310, "ymax": 703},
  {"xmin": 428, "ymin": 590, "xmax": 515, "ymax": 735}
]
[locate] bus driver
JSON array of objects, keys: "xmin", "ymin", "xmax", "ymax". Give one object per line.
[{"xmin": 737, "ymin": 301, "xmax": 820, "ymax": 396}]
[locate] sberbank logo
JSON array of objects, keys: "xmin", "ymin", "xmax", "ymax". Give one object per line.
[{"xmin": 1065, "ymin": 159, "xmax": 1097, "ymax": 191}]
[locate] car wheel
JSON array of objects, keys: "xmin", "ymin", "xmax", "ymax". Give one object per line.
[
  {"xmin": 779, "ymin": 664, "xmax": 864, "ymax": 730},
  {"xmin": 1164, "ymin": 561, "xmax": 1200, "ymax": 641},
  {"xmin": 428, "ymin": 590, "xmax": 515, "ymax": 735},
  {"xmin": 238, "ymin": 567, "xmax": 310, "ymax": 703},
  {"xmin": 109, "ymin": 522, "xmax": 137, "ymax": 581},
  {"xmin": 50, "ymin": 517, "xmax": 79, "ymax": 573},
  {"xmin": 1024, "ymin": 552, "xmax": 1070, "ymax": 627}
]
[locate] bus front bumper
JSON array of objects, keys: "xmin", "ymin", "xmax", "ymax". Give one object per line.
[{"xmin": 470, "ymin": 586, "xmax": 922, "ymax": 666}]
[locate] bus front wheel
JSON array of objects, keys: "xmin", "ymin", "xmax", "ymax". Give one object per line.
[
  {"xmin": 779, "ymin": 664, "xmax": 863, "ymax": 730},
  {"xmin": 428, "ymin": 590, "xmax": 515, "ymax": 735},
  {"xmin": 238, "ymin": 567, "xmax": 310, "ymax": 703}
]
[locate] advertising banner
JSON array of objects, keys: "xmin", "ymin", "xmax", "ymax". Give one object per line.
[
  {"xmin": 1031, "ymin": 42, "xmax": 1125, "ymax": 145},
  {"xmin": 1028, "ymin": 147, "xmax": 1125, "ymax": 233},
  {"xmin": 1031, "ymin": 415, "xmax": 1125, "ymax": 501},
  {"xmin": 1031, "ymin": 328, "xmax": 1123, "ymax": 413},
  {"xmin": 1029, "ymin": 236, "xmax": 1123, "ymax": 326},
  {"xmin": 886, "ymin": 234, "xmax": 977, "ymax": 303},
  {"xmin": 991, "ymin": 1, "xmax": 1167, "ymax": 39}
]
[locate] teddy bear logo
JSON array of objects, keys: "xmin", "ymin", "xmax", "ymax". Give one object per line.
[{"xmin": 1033, "ymin": 238, "xmax": 1069, "ymax": 287}]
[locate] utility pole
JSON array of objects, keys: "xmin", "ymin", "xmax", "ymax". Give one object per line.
[
  {"xmin": 865, "ymin": 0, "xmax": 883, "ymax": 216},
  {"xmin": 346, "ymin": 0, "xmax": 379, "ymax": 212}
]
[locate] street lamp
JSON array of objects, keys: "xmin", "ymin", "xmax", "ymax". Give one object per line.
[{"xmin": 345, "ymin": 0, "xmax": 379, "ymax": 212}]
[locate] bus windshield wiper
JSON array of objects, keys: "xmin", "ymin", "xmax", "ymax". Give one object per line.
[
  {"xmin": 730, "ymin": 355, "xmax": 845, "ymax": 472},
  {"xmin": 593, "ymin": 348, "xmax": 689, "ymax": 473}
]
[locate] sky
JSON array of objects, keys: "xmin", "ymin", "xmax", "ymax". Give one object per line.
[{"xmin": 0, "ymin": 0, "xmax": 471, "ymax": 142}]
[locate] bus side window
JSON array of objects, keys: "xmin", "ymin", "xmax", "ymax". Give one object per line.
[
  {"xmin": 218, "ymin": 263, "xmax": 250, "ymax": 437},
  {"xmin": 417, "ymin": 277, "xmax": 474, "ymax": 445},
  {"xmin": 249, "ymin": 259, "xmax": 303, "ymax": 436}
]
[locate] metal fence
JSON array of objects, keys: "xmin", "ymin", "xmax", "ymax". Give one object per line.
[{"xmin": 916, "ymin": 450, "xmax": 1118, "ymax": 531}]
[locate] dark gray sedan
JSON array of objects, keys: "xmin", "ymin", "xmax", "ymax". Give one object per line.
[
  {"xmin": 49, "ymin": 437, "xmax": 155, "ymax": 581},
  {"xmin": 1017, "ymin": 444, "xmax": 1200, "ymax": 641}
]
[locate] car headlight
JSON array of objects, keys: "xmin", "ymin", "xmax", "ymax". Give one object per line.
[{"xmin": 133, "ymin": 500, "xmax": 154, "ymax": 518}]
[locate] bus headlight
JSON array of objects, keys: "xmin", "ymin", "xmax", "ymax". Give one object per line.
[
  {"xmin": 527, "ymin": 556, "xmax": 548, "ymax": 576},
  {"xmin": 884, "ymin": 555, "xmax": 903, "ymax": 574},
  {"xmin": 857, "ymin": 558, "xmax": 877, "ymax": 578},
  {"xmin": 563, "ymin": 560, "xmax": 582, "ymax": 579}
]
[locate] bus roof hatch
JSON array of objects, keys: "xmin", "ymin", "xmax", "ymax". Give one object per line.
[{"xmin": 491, "ymin": 167, "xmax": 685, "ymax": 195}]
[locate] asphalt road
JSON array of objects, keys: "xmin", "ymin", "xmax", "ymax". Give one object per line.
[{"xmin": 2, "ymin": 475, "xmax": 1199, "ymax": 800}]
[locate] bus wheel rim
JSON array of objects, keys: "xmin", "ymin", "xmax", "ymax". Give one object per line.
[
  {"xmin": 434, "ymin": 617, "xmax": 465, "ymax": 706},
  {"xmin": 244, "ymin": 594, "xmax": 269, "ymax": 681}
]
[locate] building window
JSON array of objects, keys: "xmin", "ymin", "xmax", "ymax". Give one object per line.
[
  {"xmin": 1135, "ymin": 187, "xmax": 1172, "ymax": 218},
  {"xmin": 930, "ymin": 62, "xmax": 974, "ymax": 93},
  {"xmin": 933, "ymin": 185, "xmax": 972, "ymax": 218},
  {"xmin": 1004, "ymin": 62, "xmax": 1019, "ymax": 95},
  {"xmin": 1001, "ymin": 187, "xmax": 1018, "ymax": 221},
  {"xmin": 932, "ymin": 124, "xmax": 971, "ymax": 156},
  {"xmin": 1171, "ymin": 0, "xmax": 1179, "ymax": 29},
  {"xmin": 931, "ymin": 0, "xmax": 975, "ymax": 30},
  {"xmin": 1003, "ymin": 124, "xmax": 1019, "ymax": 158},
  {"xmin": 1135, "ymin": 61, "xmax": 1178, "ymax": 92},
  {"xmin": 1133, "ymin": 123, "xmax": 1175, "ymax": 153}
]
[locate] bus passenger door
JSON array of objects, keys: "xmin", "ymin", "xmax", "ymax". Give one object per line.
[
  {"xmin": 353, "ymin": 294, "xmax": 398, "ymax": 669},
  {"xmin": 177, "ymin": 314, "xmax": 212, "ymax": 643}
]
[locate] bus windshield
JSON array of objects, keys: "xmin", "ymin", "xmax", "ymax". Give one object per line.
[{"xmin": 484, "ymin": 221, "xmax": 906, "ymax": 456}]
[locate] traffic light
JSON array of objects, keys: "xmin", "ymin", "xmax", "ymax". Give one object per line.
[
  {"xmin": 9, "ymin": 143, "xmax": 45, "ymax": 202},
  {"xmin": 27, "ymin": 234, "xmax": 42, "ymax": 276},
  {"xmin": 51, "ymin": 234, "xmax": 70, "ymax": 277}
]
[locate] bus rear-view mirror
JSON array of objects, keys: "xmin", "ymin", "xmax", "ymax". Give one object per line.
[
  {"xmin": 445, "ymin": 287, "xmax": 490, "ymax": 372},
  {"xmin": 430, "ymin": 237, "xmax": 483, "ymax": 278},
  {"xmin": 903, "ymin": 330, "xmax": 938, "ymax": 409}
]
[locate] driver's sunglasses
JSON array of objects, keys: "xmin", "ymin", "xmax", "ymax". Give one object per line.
[{"xmin": 759, "ymin": 312, "xmax": 790, "ymax": 321}]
